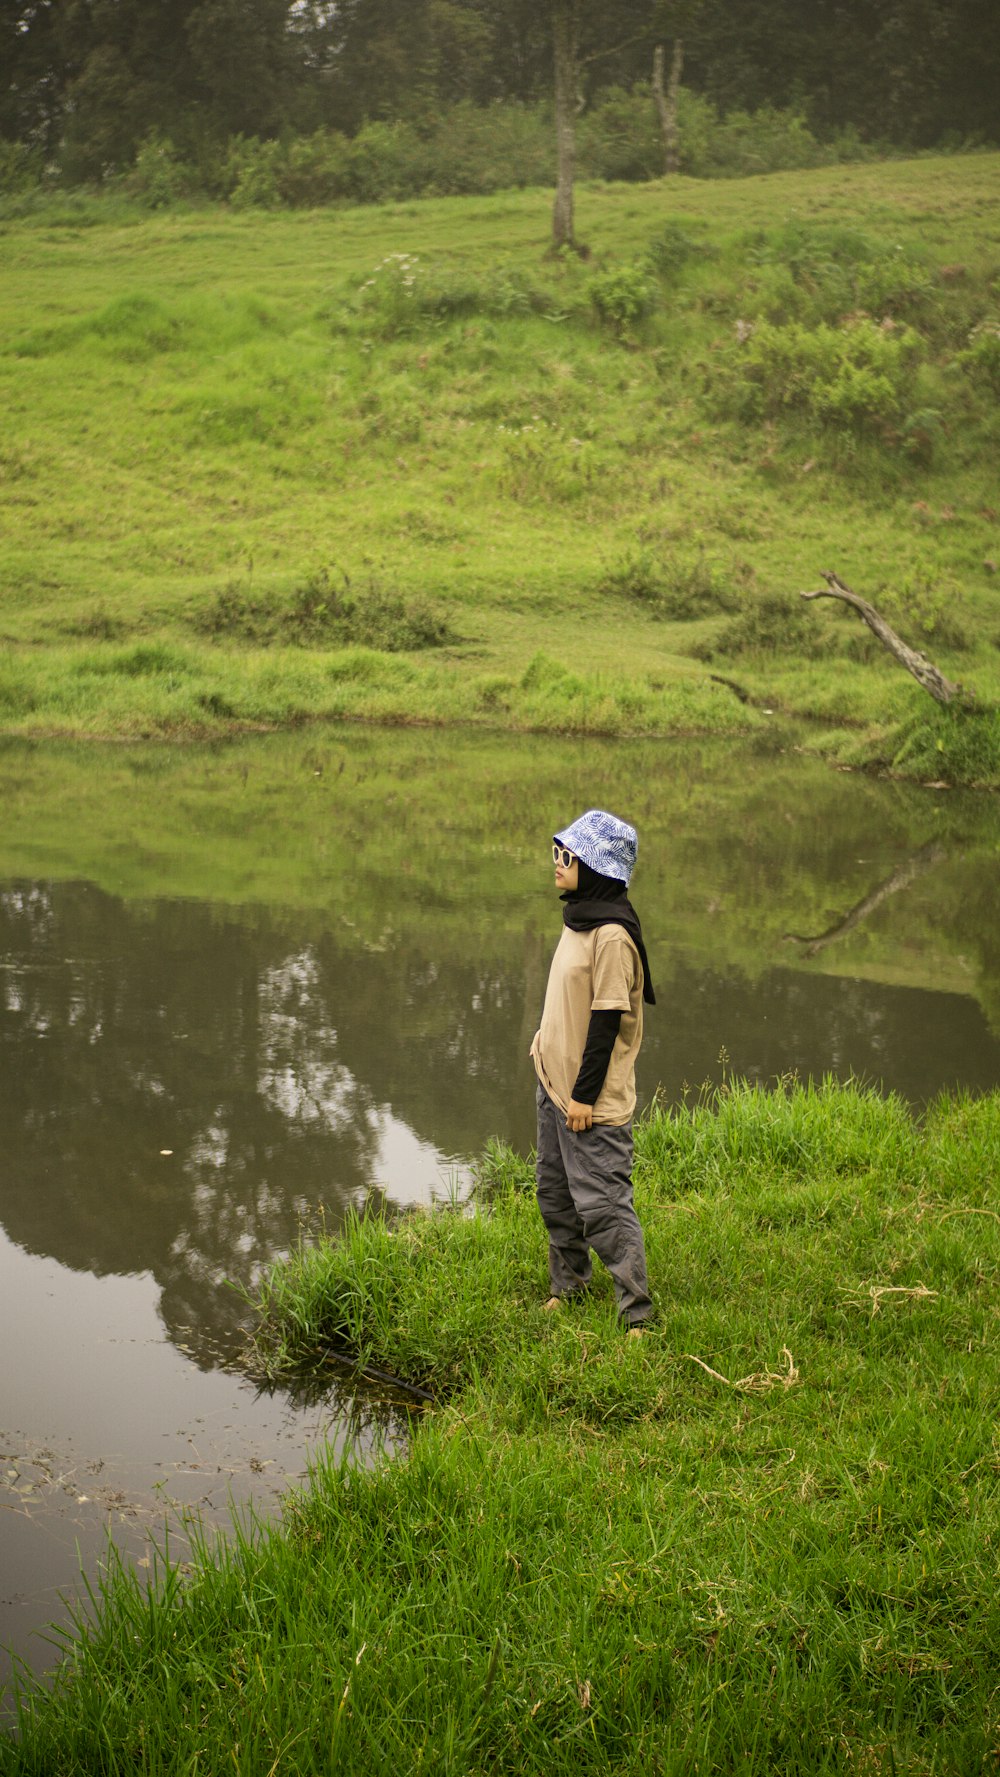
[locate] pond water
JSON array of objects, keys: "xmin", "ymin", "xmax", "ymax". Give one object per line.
[{"xmin": 2, "ymin": 726, "xmax": 999, "ymax": 1699}]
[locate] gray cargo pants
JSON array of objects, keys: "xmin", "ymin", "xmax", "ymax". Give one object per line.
[{"xmin": 535, "ymin": 1082, "xmax": 652, "ymax": 1327}]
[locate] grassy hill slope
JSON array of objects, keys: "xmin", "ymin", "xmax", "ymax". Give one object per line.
[{"xmin": 1, "ymin": 155, "xmax": 998, "ymax": 778}]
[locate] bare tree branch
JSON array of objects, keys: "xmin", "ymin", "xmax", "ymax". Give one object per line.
[
  {"xmin": 800, "ymin": 572, "xmax": 966, "ymax": 705},
  {"xmin": 579, "ymin": 31, "xmax": 653, "ymax": 68}
]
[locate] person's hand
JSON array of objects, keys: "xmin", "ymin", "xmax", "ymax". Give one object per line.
[{"xmin": 566, "ymin": 1099, "xmax": 594, "ymax": 1132}]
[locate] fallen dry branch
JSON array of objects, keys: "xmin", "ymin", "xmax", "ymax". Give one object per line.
[
  {"xmin": 799, "ymin": 571, "xmax": 966, "ymax": 705},
  {"xmin": 682, "ymin": 1346, "xmax": 800, "ymax": 1392},
  {"xmin": 842, "ymin": 1282, "xmax": 939, "ymax": 1316}
]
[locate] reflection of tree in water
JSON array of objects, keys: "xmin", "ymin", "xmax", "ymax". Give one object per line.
[
  {"xmin": 3, "ymin": 869, "xmax": 999, "ymax": 1379},
  {"xmin": 0, "ymin": 885, "xmax": 391, "ymax": 1363},
  {"xmin": 945, "ymin": 856, "xmax": 1000, "ymax": 1037},
  {"xmin": 0, "ymin": 883, "xmax": 538, "ymax": 1369}
]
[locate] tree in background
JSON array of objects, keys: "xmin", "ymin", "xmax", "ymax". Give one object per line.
[
  {"xmin": 550, "ymin": 0, "xmax": 577, "ymax": 248},
  {"xmin": 548, "ymin": 0, "xmax": 684, "ymax": 246},
  {"xmin": 56, "ymin": 0, "xmax": 196, "ymax": 178},
  {"xmin": 185, "ymin": 0, "xmax": 300, "ymax": 140},
  {"xmin": 0, "ymin": 0, "xmax": 996, "ymax": 182},
  {"xmin": 0, "ymin": 0, "xmax": 64, "ymax": 154},
  {"xmin": 652, "ymin": 39, "xmax": 684, "ymax": 175}
]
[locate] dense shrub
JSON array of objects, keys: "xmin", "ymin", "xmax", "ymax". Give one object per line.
[
  {"xmin": 586, "ymin": 260, "xmax": 658, "ymax": 334},
  {"xmin": 0, "ymin": 140, "xmax": 44, "ymax": 193},
  {"xmin": 957, "ymin": 320, "xmax": 1000, "ymax": 394},
  {"xmin": 598, "ymin": 549, "xmax": 743, "ymax": 618},
  {"xmin": 881, "ymin": 571, "xmax": 973, "ymax": 653},
  {"xmin": 691, "ymin": 594, "xmax": 835, "ymax": 660},
  {"xmin": 340, "ymin": 120, "xmax": 429, "ymax": 204},
  {"xmin": 222, "ymin": 136, "xmax": 285, "ymax": 209},
  {"xmin": 712, "ymin": 317, "xmax": 924, "ymax": 436},
  {"xmin": 418, "ymin": 100, "xmax": 554, "ymax": 195},
  {"xmin": 270, "ymin": 130, "xmax": 351, "ymax": 207},
  {"xmin": 889, "ymin": 703, "xmax": 1000, "ymax": 785},
  {"xmin": 855, "ymin": 251, "xmax": 936, "ymax": 319},
  {"xmin": 578, "ymin": 89, "xmax": 875, "ymax": 182},
  {"xmin": 192, "ymin": 569, "xmax": 452, "ymax": 652},
  {"xmin": 646, "ymin": 219, "xmax": 716, "ymax": 278},
  {"xmin": 350, "ymin": 252, "xmax": 559, "ymax": 336},
  {"xmin": 578, "ymin": 86, "xmax": 663, "ymax": 182},
  {"xmin": 125, "ymin": 133, "xmax": 196, "ymax": 207},
  {"xmin": 736, "ymin": 224, "xmax": 940, "ymax": 331},
  {"xmin": 3, "ymin": 89, "xmax": 901, "ymax": 221}
]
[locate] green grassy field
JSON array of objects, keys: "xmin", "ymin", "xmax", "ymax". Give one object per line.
[
  {"xmin": 2, "ymin": 156, "xmax": 999, "ymax": 779},
  {"xmin": 4, "ymin": 1081, "xmax": 999, "ymax": 1774}
]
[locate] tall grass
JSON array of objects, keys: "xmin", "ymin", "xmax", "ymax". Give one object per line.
[{"xmin": 6, "ymin": 1082, "xmax": 996, "ymax": 1773}]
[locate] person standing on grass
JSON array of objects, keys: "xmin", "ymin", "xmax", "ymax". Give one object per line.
[{"xmin": 530, "ymin": 809, "xmax": 655, "ymax": 1334}]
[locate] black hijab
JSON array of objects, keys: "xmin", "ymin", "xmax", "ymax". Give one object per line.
[{"xmin": 561, "ymin": 859, "xmax": 656, "ymax": 1006}]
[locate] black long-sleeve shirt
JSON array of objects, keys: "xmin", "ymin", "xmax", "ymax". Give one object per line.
[{"xmin": 571, "ymin": 1007, "xmax": 622, "ymax": 1105}]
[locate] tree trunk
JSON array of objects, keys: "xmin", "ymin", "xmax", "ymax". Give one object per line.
[
  {"xmin": 652, "ymin": 39, "xmax": 684, "ymax": 174},
  {"xmin": 551, "ymin": 0, "xmax": 577, "ymax": 249},
  {"xmin": 800, "ymin": 572, "xmax": 966, "ymax": 705}
]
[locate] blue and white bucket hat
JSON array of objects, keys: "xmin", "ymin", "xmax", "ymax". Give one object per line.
[{"xmin": 553, "ymin": 808, "xmax": 638, "ymax": 886}]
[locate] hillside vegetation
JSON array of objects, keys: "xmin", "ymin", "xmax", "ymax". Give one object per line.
[{"xmin": 1, "ymin": 156, "xmax": 999, "ymax": 780}]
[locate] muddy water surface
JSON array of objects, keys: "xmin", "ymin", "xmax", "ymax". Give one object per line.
[{"xmin": 2, "ymin": 727, "xmax": 998, "ymax": 1698}]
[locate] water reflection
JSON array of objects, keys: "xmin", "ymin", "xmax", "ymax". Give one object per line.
[
  {"xmin": 3, "ymin": 868, "xmax": 999, "ymax": 1376},
  {"xmin": 2, "ymin": 728, "xmax": 999, "ymax": 1691},
  {"xmin": 0, "ymin": 883, "xmax": 480, "ymax": 1366}
]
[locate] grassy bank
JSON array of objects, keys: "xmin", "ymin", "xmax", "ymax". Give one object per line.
[
  {"xmin": 4, "ymin": 1081, "xmax": 999, "ymax": 1773},
  {"xmin": 2, "ymin": 156, "xmax": 999, "ymax": 780}
]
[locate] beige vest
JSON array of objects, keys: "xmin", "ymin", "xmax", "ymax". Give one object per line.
[{"xmin": 531, "ymin": 924, "xmax": 643, "ymax": 1126}]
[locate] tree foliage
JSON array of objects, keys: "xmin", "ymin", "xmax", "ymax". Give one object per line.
[{"xmin": 1, "ymin": 0, "xmax": 996, "ymax": 178}]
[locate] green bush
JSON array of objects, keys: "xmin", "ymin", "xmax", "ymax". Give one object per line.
[
  {"xmin": 699, "ymin": 104, "xmax": 828, "ymax": 177},
  {"xmin": 646, "ymin": 219, "xmax": 715, "ymax": 278},
  {"xmin": 737, "ymin": 226, "xmax": 940, "ymax": 333},
  {"xmin": 855, "ymin": 251, "xmax": 936, "ymax": 319},
  {"xmin": 576, "ymin": 89, "xmax": 874, "ymax": 183},
  {"xmin": 192, "ymin": 568, "xmax": 452, "ymax": 652},
  {"xmin": 350, "ymin": 252, "xmax": 560, "ymax": 338},
  {"xmin": 126, "ymin": 133, "xmax": 196, "ymax": 208},
  {"xmin": 341, "ymin": 120, "xmax": 428, "ymax": 204},
  {"xmin": 586, "ymin": 260, "xmax": 658, "ymax": 335},
  {"xmin": 598, "ymin": 549, "xmax": 742, "ymax": 619},
  {"xmin": 882, "ymin": 570, "xmax": 973, "ymax": 653},
  {"xmin": 691, "ymin": 594, "xmax": 835, "ymax": 660},
  {"xmin": 890, "ymin": 704, "xmax": 1000, "ymax": 786},
  {"xmin": 276, "ymin": 130, "xmax": 351, "ymax": 207},
  {"xmin": 956, "ymin": 319, "xmax": 1000, "ymax": 394},
  {"xmin": 0, "ymin": 140, "xmax": 43, "ymax": 196},
  {"xmin": 714, "ymin": 317, "xmax": 924, "ymax": 435},
  {"xmin": 419, "ymin": 100, "xmax": 553, "ymax": 195},
  {"xmin": 222, "ymin": 136, "xmax": 285, "ymax": 209},
  {"xmin": 577, "ymin": 85, "xmax": 663, "ymax": 183}
]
